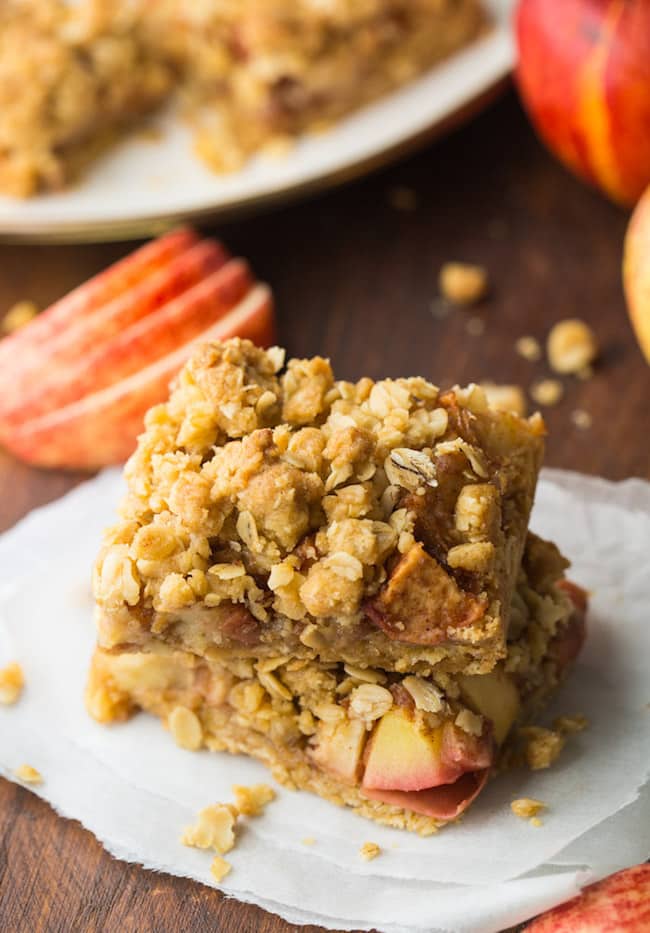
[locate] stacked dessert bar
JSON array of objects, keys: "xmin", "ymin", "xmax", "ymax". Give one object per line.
[{"xmin": 87, "ymin": 339, "xmax": 586, "ymax": 833}]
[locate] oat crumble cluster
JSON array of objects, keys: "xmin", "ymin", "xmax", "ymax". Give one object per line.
[{"xmin": 87, "ymin": 339, "xmax": 587, "ymax": 835}]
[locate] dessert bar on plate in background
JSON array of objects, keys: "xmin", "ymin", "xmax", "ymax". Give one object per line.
[{"xmin": 93, "ymin": 339, "xmax": 544, "ymax": 677}]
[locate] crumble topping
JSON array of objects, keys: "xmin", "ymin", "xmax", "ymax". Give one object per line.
[
  {"xmin": 93, "ymin": 338, "xmax": 545, "ymax": 663},
  {"xmin": 0, "ymin": 662, "xmax": 24, "ymax": 705}
]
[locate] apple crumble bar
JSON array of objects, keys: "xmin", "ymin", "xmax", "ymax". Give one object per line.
[
  {"xmin": 93, "ymin": 339, "xmax": 545, "ymax": 676},
  {"xmin": 87, "ymin": 533, "xmax": 587, "ymax": 833}
]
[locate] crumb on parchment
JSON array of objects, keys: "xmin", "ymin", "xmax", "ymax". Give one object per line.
[
  {"xmin": 0, "ymin": 662, "xmax": 24, "ymax": 705},
  {"xmin": 519, "ymin": 726, "xmax": 566, "ymax": 771},
  {"xmin": 210, "ymin": 855, "xmax": 232, "ymax": 884},
  {"xmin": 511, "ymin": 797, "xmax": 546, "ymax": 821},
  {"xmin": 14, "ymin": 764, "xmax": 43, "ymax": 784},
  {"xmin": 181, "ymin": 804, "xmax": 238, "ymax": 854},
  {"xmin": 554, "ymin": 713, "xmax": 588, "ymax": 735},
  {"xmin": 232, "ymin": 783, "xmax": 276, "ymax": 817},
  {"xmin": 302, "ymin": 837, "xmax": 316, "ymax": 846},
  {"xmin": 359, "ymin": 842, "xmax": 381, "ymax": 861}
]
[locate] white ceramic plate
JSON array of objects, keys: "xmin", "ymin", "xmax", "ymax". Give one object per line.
[{"xmin": 0, "ymin": 0, "xmax": 514, "ymax": 242}]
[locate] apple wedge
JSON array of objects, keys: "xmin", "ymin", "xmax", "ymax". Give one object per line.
[
  {"xmin": 0, "ymin": 226, "xmax": 197, "ymax": 371},
  {"xmin": 0, "ymin": 236, "xmax": 227, "ymax": 410},
  {"xmin": 3, "ymin": 285, "xmax": 274, "ymax": 469},
  {"xmin": 0, "ymin": 258, "xmax": 252, "ymax": 430},
  {"xmin": 362, "ymin": 771, "xmax": 489, "ymax": 821},
  {"xmin": 310, "ymin": 719, "xmax": 368, "ymax": 784},
  {"xmin": 362, "ymin": 709, "xmax": 492, "ymax": 792},
  {"xmin": 458, "ymin": 668, "xmax": 520, "ymax": 745}
]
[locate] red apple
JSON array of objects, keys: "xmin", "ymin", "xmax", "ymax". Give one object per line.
[
  {"xmin": 525, "ymin": 864, "xmax": 650, "ymax": 931},
  {"xmin": 515, "ymin": 0, "xmax": 650, "ymax": 205},
  {"xmin": 624, "ymin": 183, "xmax": 650, "ymax": 363}
]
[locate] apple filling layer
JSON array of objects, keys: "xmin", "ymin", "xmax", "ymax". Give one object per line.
[
  {"xmin": 87, "ymin": 565, "xmax": 586, "ymax": 833},
  {"xmin": 94, "ymin": 339, "xmax": 545, "ymax": 677}
]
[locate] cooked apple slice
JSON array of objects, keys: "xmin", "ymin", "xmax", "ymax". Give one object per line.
[
  {"xmin": 362, "ymin": 709, "xmax": 461, "ymax": 791},
  {"xmin": 458, "ymin": 668, "xmax": 520, "ymax": 745},
  {"xmin": 3, "ymin": 285, "xmax": 274, "ymax": 469},
  {"xmin": 0, "ymin": 237, "xmax": 227, "ymax": 413},
  {"xmin": 310, "ymin": 719, "xmax": 368, "ymax": 784},
  {"xmin": 363, "ymin": 770, "xmax": 489, "ymax": 821},
  {"xmin": 0, "ymin": 258, "xmax": 252, "ymax": 429},
  {"xmin": 0, "ymin": 227, "xmax": 198, "ymax": 377},
  {"xmin": 365, "ymin": 543, "xmax": 487, "ymax": 645}
]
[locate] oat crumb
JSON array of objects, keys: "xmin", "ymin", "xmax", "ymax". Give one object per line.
[
  {"xmin": 439, "ymin": 262, "xmax": 488, "ymax": 306},
  {"xmin": 168, "ymin": 706, "xmax": 203, "ymax": 750},
  {"xmin": 387, "ymin": 186, "xmax": 418, "ymax": 212},
  {"xmin": 359, "ymin": 842, "xmax": 381, "ymax": 861},
  {"xmin": 571, "ymin": 409, "xmax": 592, "ymax": 430},
  {"xmin": 519, "ymin": 726, "xmax": 566, "ymax": 770},
  {"xmin": 2, "ymin": 300, "xmax": 38, "ymax": 334},
  {"xmin": 302, "ymin": 836, "xmax": 316, "ymax": 846},
  {"xmin": 232, "ymin": 783, "xmax": 276, "ymax": 817},
  {"xmin": 0, "ymin": 662, "xmax": 24, "ymax": 705},
  {"xmin": 210, "ymin": 855, "xmax": 232, "ymax": 884},
  {"xmin": 511, "ymin": 797, "xmax": 546, "ymax": 820},
  {"xmin": 529, "ymin": 816, "xmax": 543, "ymax": 828},
  {"xmin": 181, "ymin": 804, "xmax": 238, "ymax": 854},
  {"xmin": 530, "ymin": 379, "xmax": 564, "ymax": 407},
  {"xmin": 516, "ymin": 336, "xmax": 542, "ymax": 362},
  {"xmin": 547, "ymin": 319, "xmax": 598, "ymax": 374},
  {"xmin": 14, "ymin": 764, "xmax": 43, "ymax": 785},
  {"xmin": 554, "ymin": 713, "xmax": 588, "ymax": 735},
  {"xmin": 481, "ymin": 383, "xmax": 526, "ymax": 416}
]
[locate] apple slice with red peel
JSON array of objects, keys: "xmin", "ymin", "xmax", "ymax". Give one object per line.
[
  {"xmin": 3, "ymin": 285, "xmax": 274, "ymax": 469},
  {"xmin": 310, "ymin": 719, "xmax": 368, "ymax": 784},
  {"xmin": 363, "ymin": 770, "xmax": 489, "ymax": 821},
  {"xmin": 0, "ymin": 258, "xmax": 252, "ymax": 430},
  {"xmin": 0, "ymin": 237, "xmax": 226, "ymax": 411},
  {"xmin": 524, "ymin": 863, "xmax": 650, "ymax": 932},
  {"xmin": 362, "ymin": 709, "xmax": 492, "ymax": 792},
  {"xmin": 0, "ymin": 227, "xmax": 198, "ymax": 375}
]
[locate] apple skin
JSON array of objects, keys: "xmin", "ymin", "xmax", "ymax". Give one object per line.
[
  {"xmin": 0, "ymin": 258, "xmax": 252, "ymax": 429},
  {"xmin": 525, "ymin": 864, "xmax": 650, "ymax": 931},
  {"xmin": 3, "ymin": 285, "xmax": 275, "ymax": 469},
  {"xmin": 515, "ymin": 0, "xmax": 650, "ymax": 206},
  {"xmin": 623, "ymin": 183, "xmax": 650, "ymax": 363}
]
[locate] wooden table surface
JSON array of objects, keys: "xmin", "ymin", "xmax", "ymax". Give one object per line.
[{"xmin": 1, "ymin": 90, "xmax": 648, "ymax": 933}]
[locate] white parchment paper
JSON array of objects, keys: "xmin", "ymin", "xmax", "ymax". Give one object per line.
[{"xmin": 1, "ymin": 468, "xmax": 649, "ymax": 932}]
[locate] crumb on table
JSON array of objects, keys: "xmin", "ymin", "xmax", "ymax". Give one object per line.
[
  {"xmin": 2, "ymin": 300, "xmax": 38, "ymax": 334},
  {"xmin": 515, "ymin": 336, "xmax": 542, "ymax": 362},
  {"xmin": 530, "ymin": 379, "xmax": 564, "ymax": 407},
  {"xmin": 181, "ymin": 804, "xmax": 238, "ymax": 854},
  {"xmin": 547, "ymin": 319, "xmax": 598, "ymax": 374},
  {"xmin": 210, "ymin": 855, "xmax": 232, "ymax": 884},
  {"xmin": 14, "ymin": 764, "xmax": 43, "ymax": 785},
  {"xmin": 359, "ymin": 842, "xmax": 381, "ymax": 861},
  {"xmin": 0, "ymin": 662, "xmax": 24, "ymax": 705},
  {"xmin": 439, "ymin": 262, "xmax": 489, "ymax": 306},
  {"xmin": 571, "ymin": 409, "xmax": 592, "ymax": 430},
  {"xmin": 232, "ymin": 783, "xmax": 276, "ymax": 817}
]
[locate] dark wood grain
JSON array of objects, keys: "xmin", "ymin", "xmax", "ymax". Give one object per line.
[{"xmin": 0, "ymin": 91, "xmax": 648, "ymax": 933}]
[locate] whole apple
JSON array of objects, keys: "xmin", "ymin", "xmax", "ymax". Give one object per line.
[
  {"xmin": 623, "ymin": 183, "xmax": 650, "ymax": 364},
  {"xmin": 515, "ymin": 0, "xmax": 650, "ymax": 206}
]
